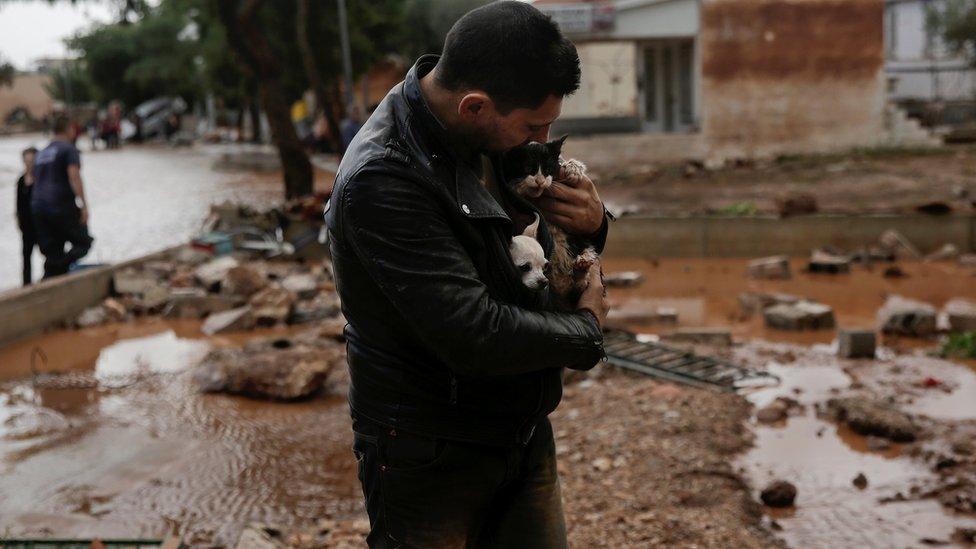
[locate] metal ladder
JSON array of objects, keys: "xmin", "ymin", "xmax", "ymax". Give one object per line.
[{"xmin": 603, "ymin": 329, "xmax": 778, "ymax": 392}]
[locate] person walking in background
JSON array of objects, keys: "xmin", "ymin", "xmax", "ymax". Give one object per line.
[
  {"xmin": 339, "ymin": 104, "xmax": 363, "ymax": 153},
  {"xmin": 16, "ymin": 146, "xmax": 38, "ymax": 286},
  {"xmin": 31, "ymin": 114, "xmax": 94, "ymax": 279}
]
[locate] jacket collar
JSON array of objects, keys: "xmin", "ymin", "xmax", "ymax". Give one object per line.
[{"xmin": 402, "ymin": 55, "xmax": 509, "ymax": 222}]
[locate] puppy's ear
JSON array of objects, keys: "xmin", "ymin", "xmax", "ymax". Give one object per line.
[
  {"xmin": 522, "ymin": 213, "xmax": 540, "ymax": 240},
  {"xmin": 546, "ymin": 134, "xmax": 569, "ymax": 156}
]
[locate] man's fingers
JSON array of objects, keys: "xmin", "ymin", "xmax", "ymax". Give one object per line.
[
  {"xmin": 535, "ymin": 197, "xmax": 578, "ymax": 217},
  {"xmin": 542, "ymin": 211, "xmax": 575, "ymax": 228},
  {"xmin": 541, "ymin": 182, "xmax": 585, "ymax": 203}
]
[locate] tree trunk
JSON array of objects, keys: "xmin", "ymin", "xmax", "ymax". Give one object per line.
[
  {"xmin": 236, "ymin": 105, "xmax": 245, "ymax": 142},
  {"xmin": 217, "ymin": 0, "xmax": 313, "ymax": 199},
  {"xmin": 249, "ymin": 96, "xmax": 262, "ymax": 144},
  {"xmin": 296, "ymin": 0, "xmax": 341, "ymax": 152}
]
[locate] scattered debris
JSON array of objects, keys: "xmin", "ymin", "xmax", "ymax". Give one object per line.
[
  {"xmin": 915, "ymin": 201, "xmax": 952, "ymax": 215},
  {"xmin": 926, "ymin": 243, "xmax": 960, "ymax": 262},
  {"xmin": 944, "ymin": 298, "xmax": 976, "ymax": 332},
  {"xmin": 958, "ymin": 254, "xmax": 976, "ymax": 268},
  {"xmin": 882, "ymin": 265, "xmax": 908, "ymax": 278},
  {"xmin": 764, "ymin": 301, "xmax": 835, "ymax": 330},
  {"xmin": 281, "ymin": 273, "xmax": 320, "ymax": 300},
  {"xmin": 877, "ymin": 295, "xmax": 937, "ymax": 337},
  {"xmin": 194, "ymin": 256, "xmax": 240, "ymax": 291},
  {"xmin": 776, "ymin": 192, "xmax": 818, "ymax": 217},
  {"xmin": 662, "ymin": 328, "xmax": 732, "ymax": 347},
  {"xmin": 603, "ymin": 271, "xmax": 645, "ymax": 288},
  {"xmin": 607, "ymin": 300, "xmax": 678, "ymax": 326},
  {"xmin": 852, "ymin": 472, "xmax": 868, "ymax": 489},
  {"xmin": 747, "ymin": 256, "xmax": 791, "ymax": 280},
  {"xmin": 826, "ymin": 397, "xmax": 919, "ymax": 442},
  {"xmin": 249, "ymin": 286, "xmax": 296, "ymax": 326},
  {"xmin": 222, "ymin": 265, "xmax": 268, "ymax": 297},
  {"xmin": 837, "ymin": 329, "xmax": 876, "ymax": 359},
  {"xmin": 201, "ymin": 306, "xmax": 254, "ymax": 335},
  {"xmin": 879, "ymin": 229, "xmax": 922, "ymax": 259},
  {"xmin": 807, "ymin": 249, "xmax": 851, "ymax": 274},
  {"xmin": 738, "ymin": 292, "xmax": 800, "ymax": 318},
  {"xmin": 760, "ymin": 480, "xmax": 797, "ymax": 507},
  {"xmin": 865, "ymin": 436, "xmax": 892, "ymax": 451},
  {"xmin": 755, "ymin": 397, "xmax": 801, "ymax": 424}
]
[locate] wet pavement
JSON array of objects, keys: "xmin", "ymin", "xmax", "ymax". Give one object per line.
[
  {"xmin": 1, "ymin": 253, "xmax": 975, "ymax": 544},
  {"xmin": 0, "ymin": 134, "xmax": 333, "ymax": 292}
]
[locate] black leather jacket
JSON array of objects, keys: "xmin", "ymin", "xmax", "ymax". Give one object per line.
[{"xmin": 325, "ymin": 55, "xmax": 608, "ymax": 446}]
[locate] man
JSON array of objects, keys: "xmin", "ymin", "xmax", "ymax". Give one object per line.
[
  {"xmin": 16, "ymin": 146, "xmax": 38, "ymax": 286},
  {"xmin": 325, "ymin": 3, "xmax": 610, "ymax": 547},
  {"xmin": 32, "ymin": 114, "xmax": 94, "ymax": 279},
  {"xmin": 339, "ymin": 104, "xmax": 363, "ymax": 153}
]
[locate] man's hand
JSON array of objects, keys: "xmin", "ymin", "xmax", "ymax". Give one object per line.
[
  {"xmin": 576, "ymin": 262, "xmax": 608, "ymax": 328},
  {"xmin": 532, "ymin": 165, "xmax": 604, "ymax": 236},
  {"xmin": 79, "ymin": 206, "xmax": 89, "ymax": 226}
]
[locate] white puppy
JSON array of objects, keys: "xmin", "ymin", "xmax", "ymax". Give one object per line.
[{"xmin": 509, "ymin": 213, "xmax": 549, "ymax": 291}]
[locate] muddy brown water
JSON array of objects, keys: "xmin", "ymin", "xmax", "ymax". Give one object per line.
[{"xmin": 1, "ymin": 258, "xmax": 975, "ymax": 544}]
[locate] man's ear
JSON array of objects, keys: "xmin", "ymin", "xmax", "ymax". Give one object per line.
[
  {"xmin": 546, "ymin": 134, "xmax": 568, "ymax": 156},
  {"xmin": 457, "ymin": 92, "xmax": 492, "ymax": 121},
  {"xmin": 523, "ymin": 213, "xmax": 540, "ymax": 240}
]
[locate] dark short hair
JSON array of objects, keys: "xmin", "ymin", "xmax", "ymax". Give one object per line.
[
  {"xmin": 436, "ymin": 1, "xmax": 581, "ymax": 112},
  {"xmin": 22, "ymin": 146, "xmax": 37, "ymax": 157},
  {"xmin": 52, "ymin": 113, "xmax": 71, "ymax": 134}
]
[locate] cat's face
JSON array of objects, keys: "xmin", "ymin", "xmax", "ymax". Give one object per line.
[{"xmin": 503, "ymin": 135, "xmax": 567, "ymax": 198}]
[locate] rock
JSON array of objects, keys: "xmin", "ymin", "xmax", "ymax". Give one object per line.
[
  {"xmin": 827, "ymin": 397, "xmax": 919, "ymax": 442},
  {"xmin": 194, "ymin": 256, "xmax": 240, "ymax": 290},
  {"xmin": 764, "ymin": 301, "xmax": 835, "ymax": 330},
  {"xmin": 591, "ymin": 457, "xmax": 612, "ymax": 472},
  {"xmin": 193, "ymin": 344, "xmax": 341, "ymax": 400},
  {"xmin": 760, "ymin": 480, "xmax": 797, "ymax": 507},
  {"xmin": 164, "ymin": 288, "xmax": 241, "ymax": 319},
  {"xmin": 776, "ymin": 193, "xmax": 818, "ymax": 217},
  {"xmin": 663, "ymin": 328, "xmax": 732, "ymax": 347},
  {"xmin": 76, "ymin": 306, "xmax": 107, "ymax": 328},
  {"xmin": 201, "ymin": 306, "xmax": 254, "ymax": 335},
  {"xmin": 865, "ymin": 436, "xmax": 892, "ymax": 451},
  {"xmin": 113, "ymin": 269, "xmax": 160, "ymax": 295},
  {"xmin": 281, "ymin": 273, "xmax": 320, "ymax": 300},
  {"xmin": 738, "ymin": 292, "xmax": 800, "ymax": 317},
  {"xmin": 944, "ymin": 298, "xmax": 976, "ymax": 332},
  {"xmin": 838, "ymin": 329, "xmax": 876, "ymax": 359},
  {"xmin": 171, "ymin": 245, "xmax": 212, "ymax": 266},
  {"xmin": 604, "ymin": 271, "xmax": 645, "ymax": 288},
  {"xmin": 882, "ymin": 265, "xmax": 908, "ymax": 278},
  {"xmin": 747, "ymin": 256, "xmax": 791, "ymax": 279},
  {"xmin": 808, "ymin": 249, "xmax": 851, "ymax": 274},
  {"xmin": 852, "ymin": 472, "xmax": 868, "ymax": 489},
  {"xmin": 140, "ymin": 283, "xmax": 171, "ymax": 310},
  {"xmin": 925, "ymin": 243, "xmax": 959, "ymax": 262},
  {"xmin": 249, "ymin": 286, "xmax": 295, "ymax": 326},
  {"xmin": 877, "ymin": 295, "xmax": 937, "ymax": 336},
  {"xmin": 223, "ymin": 265, "xmax": 267, "ymax": 297},
  {"xmin": 291, "ymin": 293, "xmax": 341, "ymax": 324}
]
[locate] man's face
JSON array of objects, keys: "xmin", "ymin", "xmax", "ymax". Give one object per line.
[{"xmin": 472, "ymin": 94, "xmax": 562, "ymax": 153}]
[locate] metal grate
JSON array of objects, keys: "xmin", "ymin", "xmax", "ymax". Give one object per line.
[{"xmin": 603, "ymin": 330, "xmax": 779, "ymax": 392}]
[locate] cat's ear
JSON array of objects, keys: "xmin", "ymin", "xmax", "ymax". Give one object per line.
[
  {"xmin": 546, "ymin": 134, "xmax": 568, "ymax": 156},
  {"xmin": 523, "ymin": 213, "xmax": 540, "ymax": 239}
]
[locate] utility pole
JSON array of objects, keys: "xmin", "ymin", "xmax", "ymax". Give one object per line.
[{"xmin": 337, "ymin": 0, "xmax": 355, "ymax": 113}]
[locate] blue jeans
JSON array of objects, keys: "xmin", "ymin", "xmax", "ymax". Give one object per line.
[
  {"xmin": 32, "ymin": 207, "xmax": 94, "ymax": 279},
  {"xmin": 352, "ymin": 415, "xmax": 568, "ymax": 548}
]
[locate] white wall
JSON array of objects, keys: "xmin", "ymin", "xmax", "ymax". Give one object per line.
[{"xmin": 561, "ymin": 41, "xmax": 639, "ymax": 118}]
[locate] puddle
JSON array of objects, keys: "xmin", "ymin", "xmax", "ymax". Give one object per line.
[
  {"xmin": 0, "ymin": 319, "xmax": 357, "ymax": 544},
  {"xmin": 736, "ymin": 345, "xmax": 976, "ymax": 548}
]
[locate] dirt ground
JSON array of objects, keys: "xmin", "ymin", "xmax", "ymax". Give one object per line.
[{"xmin": 591, "ymin": 145, "xmax": 976, "ymax": 217}]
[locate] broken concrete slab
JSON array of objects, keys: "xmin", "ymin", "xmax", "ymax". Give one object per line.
[
  {"xmin": 604, "ymin": 271, "xmax": 646, "ymax": 288},
  {"xmin": 738, "ymin": 292, "xmax": 801, "ymax": 317},
  {"xmin": 826, "ymin": 397, "xmax": 919, "ymax": 442},
  {"xmin": 607, "ymin": 300, "xmax": 678, "ymax": 326},
  {"xmin": 223, "ymin": 265, "xmax": 267, "ymax": 297},
  {"xmin": 838, "ymin": 329, "xmax": 876, "ymax": 359},
  {"xmin": 194, "ymin": 256, "xmax": 240, "ymax": 290},
  {"xmin": 164, "ymin": 288, "xmax": 240, "ymax": 319},
  {"xmin": 764, "ymin": 301, "xmax": 835, "ymax": 330},
  {"xmin": 877, "ymin": 295, "xmax": 937, "ymax": 337},
  {"xmin": 113, "ymin": 269, "xmax": 160, "ymax": 295},
  {"xmin": 193, "ymin": 343, "xmax": 341, "ymax": 400},
  {"xmin": 291, "ymin": 293, "xmax": 341, "ymax": 324},
  {"xmin": 281, "ymin": 273, "xmax": 319, "ymax": 300},
  {"xmin": 201, "ymin": 306, "xmax": 254, "ymax": 335},
  {"xmin": 808, "ymin": 249, "xmax": 851, "ymax": 274},
  {"xmin": 944, "ymin": 298, "xmax": 976, "ymax": 332},
  {"xmin": 747, "ymin": 256, "xmax": 791, "ymax": 279},
  {"xmin": 249, "ymin": 286, "xmax": 295, "ymax": 326}
]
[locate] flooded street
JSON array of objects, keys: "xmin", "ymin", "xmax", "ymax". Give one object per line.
[{"xmin": 0, "ymin": 134, "xmax": 332, "ymax": 292}]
